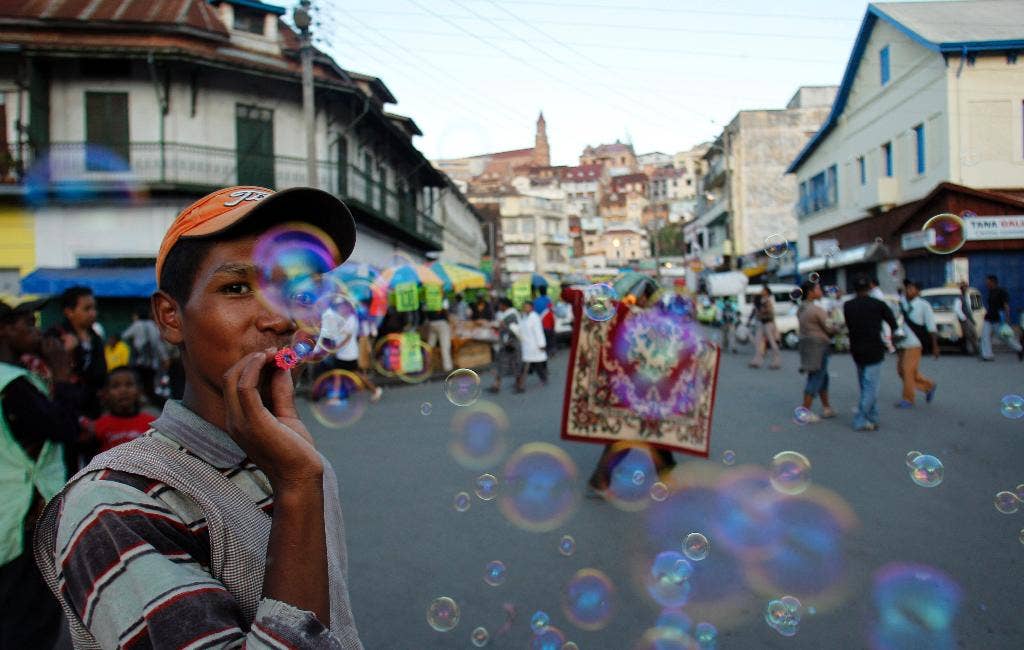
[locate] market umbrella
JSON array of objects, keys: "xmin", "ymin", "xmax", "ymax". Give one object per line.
[
  {"xmin": 430, "ymin": 261, "xmax": 488, "ymax": 292},
  {"xmin": 328, "ymin": 262, "xmax": 381, "ymax": 302},
  {"xmin": 612, "ymin": 271, "xmax": 657, "ymax": 299},
  {"xmin": 375, "ymin": 263, "xmax": 444, "ymax": 289}
]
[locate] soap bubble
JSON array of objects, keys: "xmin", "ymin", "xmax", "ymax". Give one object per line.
[
  {"xmin": 309, "ymin": 370, "xmax": 369, "ymax": 428},
  {"xmin": 721, "ymin": 450, "xmax": 736, "ymax": 465},
  {"xmin": 808, "ymin": 272, "xmax": 820, "ymax": 284},
  {"xmin": 427, "ymin": 596, "xmax": 460, "ymax": 632},
  {"xmin": 562, "ymin": 568, "xmax": 615, "ymax": 631},
  {"xmin": 765, "ymin": 595, "xmax": 802, "ymax": 636},
  {"xmin": 559, "ymin": 535, "xmax": 576, "ymax": 556},
  {"xmin": 764, "ymin": 234, "xmax": 789, "ymax": 258},
  {"xmin": 645, "ymin": 551, "xmax": 693, "ymax": 607},
  {"xmin": 584, "ymin": 283, "xmax": 618, "ymax": 322},
  {"xmin": 445, "ymin": 368, "xmax": 481, "ymax": 406},
  {"xmin": 682, "ymin": 532, "xmax": 709, "ymax": 561},
  {"xmin": 372, "ymin": 333, "xmax": 433, "ymax": 383},
  {"xmin": 449, "ymin": 401, "xmax": 509, "ymax": 471},
  {"xmin": 530, "ymin": 610, "xmax": 550, "ymax": 634},
  {"xmin": 871, "ymin": 563, "xmax": 961, "ymax": 649},
  {"xmin": 634, "ymin": 626, "xmax": 699, "ymax": 649},
  {"xmin": 656, "ymin": 610, "xmax": 692, "ymax": 636},
  {"xmin": 475, "ymin": 474, "xmax": 499, "ymax": 501},
  {"xmin": 290, "ymin": 328, "xmax": 329, "ymax": 364},
  {"xmin": 770, "ymin": 451, "xmax": 811, "ymax": 495},
  {"xmin": 694, "ymin": 621, "xmax": 717, "ymax": 646},
  {"xmin": 1016, "ymin": 484, "xmax": 1024, "ymax": 501},
  {"xmin": 905, "ymin": 451, "xmax": 922, "ymax": 468},
  {"xmin": 471, "ymin": 626, "xmax": 489, "ymax": 647},
  {"xmin": 994, "ymin": 491, "xmax": 1020, "ymax": 514},
  {"xmin": 650, "ymin": 482, "xmax": 670, "ymax": 502},
  {"xmin": 922, "ymin": 213, "xmax": 966, "ymax": 254},
  {"xmin": 420, "ymin": 402, "xmax": 433, "ymax": 415},
  {"xmin": 530, "ymin": 625, "xmax": 566, "ymax": 649},
  {"xmin": 484, "ymin": 560, "xmax": 507, "ymax": 586},
  {"xmin": 1000, "ymin": 394, "xmax": 1024, "ymax": 419},
  {"xmin": 500, "ymin": 443, "xmax": 580, "ymax": 532},
  {"xmin": 562, "ymin": 643, "xmax": 579, "ymax": 650},
  {"xmin": 454, "ymin": 491, "xmax": 471, "ymax": 512},
  {"xmin": 1020, "ymin": 529, "xmax": 1024, "ymax": 545},
  {"xmin": 252, "ymin": 223, "xmax": 340, "ymax": 321},
  {"xmin": 789, "ymin": 287, "xmax": 803, "ymax": 301},
  {"xmin": 909, "ymin": 454, "xmax": 944, "ymax": 487},
  {"xmin": 607, "ymin": 444, "xmax": 659, "ymax": 511},
  {"xmin": 793, "ymin": 407, "xmax": 815, "ymax": 425}
]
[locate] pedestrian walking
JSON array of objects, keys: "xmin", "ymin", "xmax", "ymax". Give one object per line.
[
  {"xmin": 748, "ymin": 285, "xmax": 781, "ymax": 369},
  {"xmin": 796, "ymin": 282, "xmax": 837, "ymax": 422},
  {"xmin": 719, "ymin": 296, "xmax": 739, "ymax": 353},
  {"xmin": 979, "ymin": 274, "xmax": 1023, "ymax": 361},
  {"xmin": 533, "ymin": 285, "xmax": 557, "ymax": 355},
  {"xmin": 894, "ymin": 280, "xmax": 938, "ymax": 408},
  {"xmin": 34, "ymin": 185, "xmax": 364, "ymax": 648},
  {"xmin": 487, "ymin": 298, "xmax": 522, "ymax": 394},
  {"xmin": 425, "ymin": 304, "xmax": 454, "ymax": 373},
  {"xmin": 843, "ymin": 275, "xmax": 899, "ymax": 431},
  {"xmin": 953, "ymin": 282, "xmax": 979, "ymax": 356},
  {"xmin": 318, "ymin": 298, "xmax": 382, "ymax": 402},
  {"xmin": 515, "ymin": 300, "xmax": 548, "ymax": 392},
  {"xmin": 0, "ymin": 297, "xmax": 80, "ymax": 649}
]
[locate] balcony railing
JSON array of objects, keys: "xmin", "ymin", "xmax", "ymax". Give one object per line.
[{"xmin": 15, "ymin": 142, "xmax": 443, "ymax": 247}]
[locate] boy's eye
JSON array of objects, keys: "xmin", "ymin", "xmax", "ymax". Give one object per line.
[{"xmin": 222, "ymin": 283, "xmax": 252, "ymax": 295}]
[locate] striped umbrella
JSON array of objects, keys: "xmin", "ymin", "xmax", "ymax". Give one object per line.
[
  {"xmin": 374, "ymin": 263, "xmax": 445, "ymax": 290},
  {"xmin": 430, "ymin": 261, "xmax": 488, "ymax": 292}
]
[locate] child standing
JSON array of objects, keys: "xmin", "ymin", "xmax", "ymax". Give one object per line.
[{"xmin": 93, "ymin": 367, "xmax": 156, "ymax": 453}]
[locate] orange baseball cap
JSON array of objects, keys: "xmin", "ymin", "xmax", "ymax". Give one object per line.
[{"xmin": 155, "ymin": 186, "xmax": 357, "ymax": 281}]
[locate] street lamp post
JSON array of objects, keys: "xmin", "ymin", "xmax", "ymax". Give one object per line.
[{"xmin": 293, "ymin": 0, "xmax": 317, "ymax": 187}]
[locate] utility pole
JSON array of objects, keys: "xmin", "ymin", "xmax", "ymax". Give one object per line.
[
  {"xmin": 294, "ymin": 0, "xmax": 317, "ymax": 187},
  {"xmin": 723, "ymin": 125, "xmax": 737, "ymax": 270}
]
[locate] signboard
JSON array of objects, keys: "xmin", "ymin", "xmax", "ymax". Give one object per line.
[
  {"xmin": 964, "ymin": 215, "xmax": 1024, "ymax": 241},
  {"xmin": 423, "ymin": 284, "xmax": 443, "ymax": 311},
  {"xmin": 812, "ymin": 238, "xmax": 839, "ymax": 257},
  {"xmin": 400, "ymin": 331, "xmax": 424, "ymax": 374},
  {"xmin": 900, "ymin": 229, "xmax": 935, "ymax": 251},
  {"xmin": 394, "ymin": 281, "xmax": 419, "ymax": 312},
  {"xmin": 510, "ymin": 283, "xmax": 532, "ymax": 307}
]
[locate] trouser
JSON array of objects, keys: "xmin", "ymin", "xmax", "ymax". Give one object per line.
[
  {"xmin": 544, "ymin": 328, "xmax": 556, "ymax": 355},
  {"xmin": 959, "ymin": 318, "xmax": 978, "ymax": 356},
  {"xmin": 896, "ymin": 347, "xmax": 934, "ymax": 403},
  {"xmin": 853, "ymin": 361, "xmax": 882, "ymax": 429},
  {"xmin": 721, "ymin": 322, "xmax": 734, "ymax": 351},
  {"xmin": 803, "ymin": 352, "xmax": 830, "ymax": 396},
  {"xmin": 980, "ymin": 320, "xmax": 1023, "ymax": 358},
  {"xmin": 751, "ymin": 321, "xmax": 781, "ymax": 366},
  {"xmin": 588, "ymin": 443, "xmax": 677, "ymax": 490},
  {"xmin": 427, "ymin": 319, "xmax": 453, "ymax": 372},
  {"xmin": 0, "ymin": 548, "xmax": 63, "ymax": 650},
  {"xmin": 517, "ymin": 360, "xmax": 548, "ymax": 388}
]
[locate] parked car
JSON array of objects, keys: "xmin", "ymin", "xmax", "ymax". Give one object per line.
[
  {"xmin": 919, "ymin": 286, "xmax": 986, "ymax": 352},
  {"xmin": 554, "ymin": 299, "xmax": 573, "ymax": 341}
]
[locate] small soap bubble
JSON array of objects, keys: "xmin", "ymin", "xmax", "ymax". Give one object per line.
[
  {"xmin": 683, "ymin": 532, "xmax": 709, "ymax": 561},
  {"xmin": 445, "ymin": 369, "xmax": 481, "ymax": 406},
  {"xmin": 922, "ymin": 213, "xmax": 966, "ymax": 255},
  {"xmin": 994, "ymin": 491, "xmax": 1020, "ymax": 515},
  {"xmin": 695, "ymin": 621, "xmax": 717, "ymax": 646},
  {"xmin": 500, "ymin": 443, "xmax": 580, "ymax": 532},
  {"xmin": 770, "ymin": 451, "xmax": 812, "ymax": 495},
  {"xmin": 909, "ymin": 454, "xmax": 944, "ymax": 487},
  {"xmin": 905, "ymin": 450, "xmax": 922, "ymax": 468},
  {"xmin": 646, "ymin": 551, "xmax": 693, "ymax": 608},
  {"xmin": 559, "ymin": 534, "xmax": 576, "ymax": 556},
  {"xmin": 530, "ymin": 626, "xmax": 566, "ymax": 649},
  {"xmin": 420, "ymin": 402, "xmax": 433, "ymax": 415},
  {"xmin": 562, "ymin": 568, "xmax": 615, "ymax": 631},
  {"xmin": 562, "ymin": 643, "xmax": 579, "ymax": 650},
  {"xmin": 789, "ymin": 287, "xmax": 804, "ymax": 301},
  {"xmin": 808, "ymin": 272, "xmax": 820, "ymax": 284},
  {"xmin": 650, "ymin": 481, "xmax": 670, "ymax": 502},
  {"xmin": 454, "ymin": 491, "xmax": 471, "ymax": 512},
  {"xmin": 763, "ymin": 234, "xmax": 789, "ymax": 258},
  {"xmin": 1015, "ymin": 484, "xmax": 1024, "ymax": 501},
  {"xmin": 1000, "ymin": 394, "xmax": 1024, "ymax": 419},
  {"xmin": 427, "ymin": 596, "xmax": 460, "ymax": 632},
  {"xmin": 584, "ymin": 283, "xmax": 618, "ymax": 322},
  {"xmin": 721, "ymin": 450, "xmax": 736, "ymax": 465},
  {"xmin": 530, "ymin": 610, "xmax": 551, "ymax": 634},
  {"xmin": 309, "ymin": 370, "xmax": 369, "ymax": 428},
  {"xmin": 765, "ymin": 596, "xmax": 802, "ymax": 637},
  {"xmin": 632, "ymin": 470, "xmax": 646, "ymax": 486},
  {"xmin": 471, "ymin": 626, "xmax": 489, "ymax": 647},
  {"xmin": 484, "ymin": 560, "xmax": 507, "ymax": 586},
  {"xmin": 475, "ymin": 473, "xmax": 499, "ymax": 500},
  {"xmin": 793, "ymin": 407, "xmax": 814, "ymax": 425}
]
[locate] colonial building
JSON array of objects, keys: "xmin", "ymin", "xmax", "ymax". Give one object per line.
[
  {"xmin": 686, "ymin": 85, "xmax": 836, "ymax": 272},
  {"xmin": 788, "ymin": 1, "xmax": 1024, "ymax": 306},
  {"xmin": 0, "ymin": 0, "xmax": 483, "ymax": 302}
]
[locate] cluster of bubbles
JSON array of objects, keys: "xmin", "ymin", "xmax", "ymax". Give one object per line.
[
  {"xmin": 1001, "ymin": 394, "xmax": 1024, "ymax": 419},
  {"xmin": 426, "ymin": 596, "xmax": 460, "ymax": 632},
  {"xmin": 445, "ymin": 368, "xmax": 481, "ymax": 406},
  {"xmin": 682, "ymin": 532, "xmax": 709, "ymax": 561},
  {"xmin": 499, "ymin": 443, "xmax": 580, "ymax": 532},
  {"xmin": 449, "ymin": 401, "xmax": 508, "ymax": 471},
  {"xmin": 770, "ymin": 451, "xmax": 812, "ymax": 495},
  {"xmin": 871, "ymin": 563, "xmax": 961, "ymax": 649},
  {"xmin": 765, "ymin": 595, "xmax": 803, "ymax": 636},
  {"xmin": 907, "ymin": 452, "xmax": 944, "ymax": 488},
  {"xmin": 763, "ymin": 233, "xmax": 790, "ymax": 259},
  {"xmin": 583, "ymin": 283, "xmax": 619, "ymax": 321},
  {"xmin": 921, "ymin": 212, "xmax": 967, "ymax": 255},
  {"xmin": 561, "ymin": 568, "xmax": 615, "ymax": 631}
]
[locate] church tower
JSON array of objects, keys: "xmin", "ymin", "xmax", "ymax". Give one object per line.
[{"xmin": 533, "ymin": 111, "xmax": 550, "ymax": 167}]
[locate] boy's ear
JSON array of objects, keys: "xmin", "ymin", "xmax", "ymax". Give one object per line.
[{"xmin": 152, "ymin": 291, "xmax": 184, "ymax": 346}]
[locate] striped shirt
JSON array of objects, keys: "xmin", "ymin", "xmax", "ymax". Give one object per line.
[{"xmin": 53, "ymin": 400, "xmax": 362, "ymax": 649}]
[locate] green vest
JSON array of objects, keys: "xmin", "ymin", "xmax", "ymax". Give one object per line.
[{"xmin": 0, "ymin": 362, "xmax": 67, "ymax": 565}]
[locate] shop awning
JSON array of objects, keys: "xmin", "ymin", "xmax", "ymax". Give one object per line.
[
  {"xmin": 797, "ymin": 242, "xmax": 884, "ymax": 274},
  {"xmin": 21, "ymin": 267, "xmax": 157, "ymax": 298}
]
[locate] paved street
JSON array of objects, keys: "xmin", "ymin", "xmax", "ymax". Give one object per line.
[{"xmin": 306, "ymin": 339, "xmax": 1024, "ymax": 649}]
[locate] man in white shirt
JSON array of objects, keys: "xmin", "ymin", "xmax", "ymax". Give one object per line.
[
  {"xmin": 894, "ymin": 280, "xmax": 938, "ymax": 408},
  {"xmin": 952, "ymin": 282, "xmax": 978, "ymax": 356},
  {"xmin": 515, "ymin": 301, "xmax": 547, "ymax": 393}
]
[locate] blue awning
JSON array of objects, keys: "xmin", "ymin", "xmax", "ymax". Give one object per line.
[{"xmin": 21, "ymin": 267, "xmax": 157, "ymax": 298}]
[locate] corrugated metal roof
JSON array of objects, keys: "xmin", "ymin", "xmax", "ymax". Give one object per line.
[
  {"xmin": 1, "ymin": 0, "xmax": 229, "ymax": 36},
  {"xmin": 873, "ymin": 0, "xmax": 1024, "ymax": 46}
]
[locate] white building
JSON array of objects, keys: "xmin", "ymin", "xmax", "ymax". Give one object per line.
[
  {"xmin": 0, "ymin": 0, "xmax": 482, "ymax": 300},
  {"xmin": 499, "ymin": 193, "xmax": 570, "ymax": 276},
  {"xmin": 788, "ymin": 1, "xmax": 1024, "ymax": 299}
]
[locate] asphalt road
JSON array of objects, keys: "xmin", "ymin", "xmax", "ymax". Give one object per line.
[{"xmin": 307, "ymin": 337, "xmax": 1024, "ymax": 649}]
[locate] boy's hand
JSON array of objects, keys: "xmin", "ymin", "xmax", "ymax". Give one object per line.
[
  {"xmin": 41, "ymin": 336, "xmax": 73, "ymax": 381},
  {"xmin": 223, "ymin": 349, "xmax": 322, "ymax": 488}
]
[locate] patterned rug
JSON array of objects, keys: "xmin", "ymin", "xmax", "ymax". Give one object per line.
[{"xmin": 560, "ymin": 289, "xmax": 720, "ymax": 457}]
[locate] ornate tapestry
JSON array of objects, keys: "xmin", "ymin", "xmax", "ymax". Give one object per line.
[{"xmin": 560, "ymin": 290, "xmax": 720, "ymax": 457}]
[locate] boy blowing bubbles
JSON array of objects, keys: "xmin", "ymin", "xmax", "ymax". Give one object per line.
[{"xmin": 35, "ymin": 187, "xmax": 363, "ymax": 648}]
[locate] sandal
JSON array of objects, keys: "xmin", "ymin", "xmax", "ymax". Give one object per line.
[{"xmin": 821, "ymin": 407, "xmax": 836, "ymax": 418}]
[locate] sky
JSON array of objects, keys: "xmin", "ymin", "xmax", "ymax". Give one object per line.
[{"xmin": 310, "ymin": 1, "xmax": 885, "ymax": 165}]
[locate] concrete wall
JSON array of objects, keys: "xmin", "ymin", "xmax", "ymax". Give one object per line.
[{"xmin": 438, "ymin": 189, "xmax": 486, "ymax": 266}]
